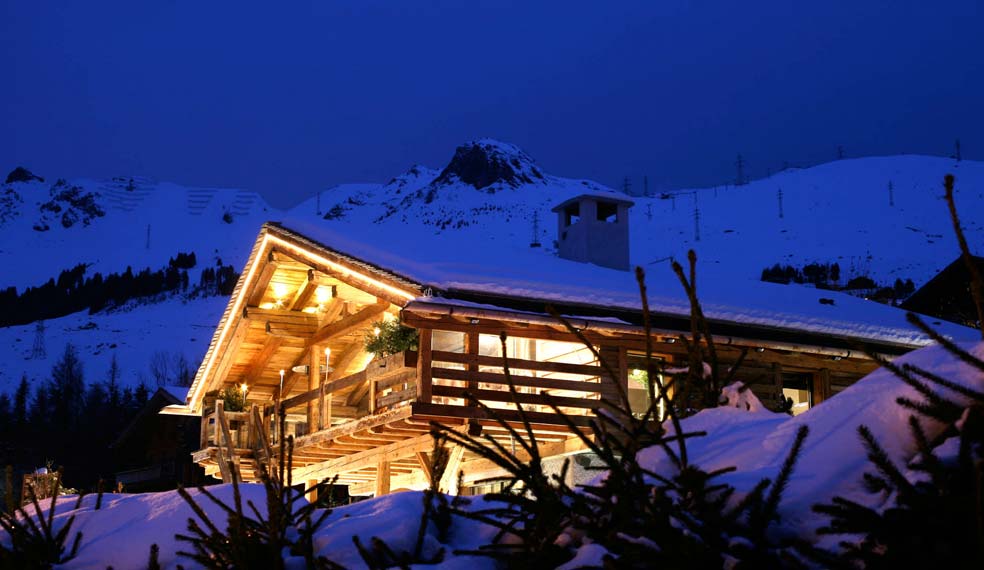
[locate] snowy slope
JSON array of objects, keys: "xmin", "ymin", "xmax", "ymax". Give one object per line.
[
  {"xmin": 288, "ymin": 148, "xmax": 984, "ymax": 289},
  {"xmin": 0, "ymin": 175, "xmax": 272, "ymax": 289},
  {"xmin": 2, "ymin": 144, "xmax": 982, "ymax": 395},
  {"xmin": 0, "ymin": 174, "xmax": 272, "ymax": 393}
]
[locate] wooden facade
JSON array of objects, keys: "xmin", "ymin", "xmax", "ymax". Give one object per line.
[{"xmin": 167, "ymin": 223, "xmax": 908, "ymax": 497}]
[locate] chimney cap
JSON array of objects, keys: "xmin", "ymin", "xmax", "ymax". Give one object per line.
[{"xmin": 551, "ymin": 192, "xmax": 635, "ymax": 213}]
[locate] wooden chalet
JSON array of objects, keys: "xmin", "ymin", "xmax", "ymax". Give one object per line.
[
  {"xmin": 163, "ymin": 194, "xmax": 977, "ymax": 498},
  {"xmin": 900, "ymin": 255, "xmax": 984, "ymax": 329}
]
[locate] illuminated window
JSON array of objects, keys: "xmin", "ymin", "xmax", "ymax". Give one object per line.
[
  {"xmin": 781, "ymin": 373, "xmax": 813, "ymax": 416},
  {"xmin": 626, "ymin": 353, "xmax": 666, "ymax": 419}
]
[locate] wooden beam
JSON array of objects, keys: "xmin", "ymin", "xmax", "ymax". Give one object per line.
[
  {"xmin": 416, "ymin": 329, "xmax": 432, "ymax": 404},
  {"xmin": 308, "ymin": 345, "xmax": 322, "ymax": 429},
  {"xmin": 291, "ymin": 431, "xmax": 438, "ymax": 481},
  {"xmin": 438, "ymin": 445, "xmax": 465, "ymax": 494},
  {"xmin": 349, "ymin": 470, "xmax": 429, "ymax": 496},
  {"xmin": 411, "ymin": 402, "xmax": 594, "ymax": 428},
  {"xmin": 458, "ymin": 436, "xmax": 589, "ymax": 484},
  {"xmin": 415, "ymin": 451, "xmax": 434, "ymax": 485},
  {"xmin": 307, "ymin": 299, "xmax": 389, "ymax": 347},
  {"xmin": 375, "ymin": 461, "xmax": 391, "ymax": 496},
  {"xmin": 243, "ymin": 306, "xmax": 318, "ymax": 326},
  {"xmin": 291, "ymin": 269, "xmax": 318, "ymax": 311},
  {"xmin": 291, "ymin": 406, "xmax": 414, "ymax": 449},
  {"xmin": 242, "ymin": 337, "xmax": 284, "ymax": 389},
  {"xmin": 265, "ymin": 321, "xmax": 317, "ymax": 339},
  {"xmin": 206, "ymin": 317, "xmax": 252, "ymax": 395},
  {"xmin": 814, "ymin": 368, "xmax": 832, "ymax": 405},
  {"xmin": 246, "ymin": 253, "xmax": 278, "ymax": 307}
]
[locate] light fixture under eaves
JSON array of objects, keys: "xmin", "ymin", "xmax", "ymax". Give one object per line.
[{"xmin": 290, "ymin": 364, "xmax": 334, "ymax": 375}]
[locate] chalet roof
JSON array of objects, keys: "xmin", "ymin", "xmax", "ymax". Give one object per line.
[
  {"xmin": 269, "ymin": 220, "xmax": 980, "ymax": 350},
  {"xmin": 551, "ymin": 192, "xmax": 635, "ymax": 212},
  {"xmin": 900, "ymin": 255, "xmax": 984, "ymax": 326}
]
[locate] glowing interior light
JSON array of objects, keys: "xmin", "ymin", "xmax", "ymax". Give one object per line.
[
  {"xmin": 314, "ymin": 285, "xmax": 333, "ymax": 304},
  {"xmin": 373, "ymin": 326, "xmax": 381, "ymax": 337},
  {"xmin": 271, "ymin": 282, "xmax": 289, "ymax": 300},
  {"xmin": 239, "ymin": 383, "xmax": 248, "ymax": 396},
  {"xmin": 324, "ymin": 347, "xmax": 332, "ymax": 360}
]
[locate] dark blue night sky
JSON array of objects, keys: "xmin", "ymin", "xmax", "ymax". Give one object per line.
[{"xmin": 2, "ymin": 1, "xmax": 982, "ymax": 208}]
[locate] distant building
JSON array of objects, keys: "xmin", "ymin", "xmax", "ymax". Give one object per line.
[
  {"xmin": 901, "ymin": 256, "xmax": 984, "ymax": 329},
  {"xmin": 112, "ymin": 386, "xmax": 204, "ymax": 491}
]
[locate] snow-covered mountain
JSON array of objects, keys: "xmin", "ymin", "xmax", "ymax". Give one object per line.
[{"xmin": 2, "ymin": 140, "xmax": 982, "ymax": 394}]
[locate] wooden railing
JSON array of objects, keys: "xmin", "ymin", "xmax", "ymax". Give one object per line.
[
  {"xmin": 429, "ymin": 350, "xmax": 612, "ymax": 413},
  {"xmin": 197, "ymin": 347, "xmax": 608, "ymax": 462}
]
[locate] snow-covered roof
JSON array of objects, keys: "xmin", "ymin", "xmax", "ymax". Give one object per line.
[
  {"xmin": 551, "ymin": 192, "xmax": 635, "ymax": 211},
  {"xmin": 161, "ymin": 385, "xmax": 191, "ymax": 404},
  {"xmin": 270, "ymin": 219, "xmax": 979, "ymax": 349}
]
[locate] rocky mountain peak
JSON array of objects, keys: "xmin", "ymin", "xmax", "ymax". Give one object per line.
[
  {"xmin": 5, "ymin": 166, "xmax": 44, "ymax": 184},
  {"xmin": 432, "ymin": 139, "xmax": 546, "ymax": 190}
]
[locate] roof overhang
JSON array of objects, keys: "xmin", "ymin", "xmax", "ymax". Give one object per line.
[{"xmin": 161, "ymin": 223, "xmax": 423, "ymax": 416}]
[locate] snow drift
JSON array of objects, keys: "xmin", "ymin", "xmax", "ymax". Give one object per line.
[{"xmin": 4, "ymin": 340, "xmax": 981, "ymax": 568}]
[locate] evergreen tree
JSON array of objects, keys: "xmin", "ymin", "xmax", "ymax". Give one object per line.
[
  {"xmin": 49, "ymin": 344, "xmax": 85, "ymax": 430},
  {"xmin": 13, "ymin": 376, "xmax": 29, "ymax": 428},
  {"xmin": 29, "ymin": 384, "xmax": 50, "ymax": 426},
  {"xmin": 106, "ymin": 354, "xmax": 121, "ymax": 413}
]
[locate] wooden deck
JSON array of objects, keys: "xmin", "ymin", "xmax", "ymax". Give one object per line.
[{"xmin": 194, "ymin": 346, "xmax": 601, "ymax": 493}]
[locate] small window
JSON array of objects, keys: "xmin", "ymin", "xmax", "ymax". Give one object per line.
[
  {"xmin": 626, "ymin": 353, "xmax": 666, "ymax": 419},
  {"xmin": 596, "ymin": 201, "xmax": 618, "ymax": 223},
  {"xmin": 564, "ymin": 203, "xmax": 580, "ymax": 226},
  {"xmin": 781, "ymin": 373, "xmax": 813, "ymax": 415}
]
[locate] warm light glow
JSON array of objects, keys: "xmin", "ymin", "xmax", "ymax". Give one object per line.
[
  {"xmin": 324, "ymin": 346, "xmax": 332, "ymax": 360},
  {"xmin": 265, "ymin": 235, "xmax": 416, "ymax": 302},
  {"xmin": 314, "ymin": 285, "xmax": 333, "ymax": 304},
  {"xmin": 373, "ymin": 326, "xmax": 381, "ymax": 337},
  {"xmin": 271, "ymin": 282, "xmax": 289, "ymax": 300},
  {"xmin": 184, "ymin": 229, "xmax": 417, "ymax": 414},
  {"xmin": 240, "ymin": 383, "xmax": 248, "ymax": 396}
]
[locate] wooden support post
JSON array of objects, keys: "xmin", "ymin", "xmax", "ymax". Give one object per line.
[
  {"xmin": 617, "ymin": 347, "xmax": 629, "ymax": 407},
  {"xmin": 439, "ymin": 444, "xmax": 465, "ymax": 495},
  {"xmin": 215, "ymin": 400, "xmax": 241, "ymax": 484},
  {"xmin": 772, "ymin": 362, "xmax": 784, "ymax": 407},
  {"xmin": 369, "ymin": 377, "xmax": 377, "ymax": 414},
  {"xmin": 305, "ymin": 480, "xmax": 319, "ymax": 504},
  {"xmin": 466, "ymin": 332, "xmax": 479, "ymax": 399},
  {"xmin": 415, "ymin": 451, "xmax": 434, "ymax": 486},
  {"xmin": 308, "ymin": 345, "xmax": 320, "ymax": 431},
  {"xmin": 814, "ymin": 368, "xmax": 832, "ymax": 405},
  {"xmin": 318, "ymin": 381, "xmax": 326, "ymax": 431},
  {"xmin": 375, "ymin": 461, "xmax": 391, "ymax": 497},
  {"xmin": 416, "ymin": 329, "xmax": 433, "ymax": 404},
  {"xmin": 200, "ymin": 410, "xmax": 210, "ymax": 448},
  {"xmin": 326, "ymin": 392, "xmax": 333, "ymax": 428}
]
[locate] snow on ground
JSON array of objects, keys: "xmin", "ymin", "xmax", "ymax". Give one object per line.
[
  {"xmin": 4, "ymin": 340, "xmax": 979, "ymax": 568},
  {"xmin": 7, "ymin": 485, "xmax": 499, "ymax": 569},
  {"xmin": 641, "ymin": 340, "xmax": 984, "ymax": 541},
  {"xmin": 0, "ymin": 343, "xmax": 984, "ymax": 570}
]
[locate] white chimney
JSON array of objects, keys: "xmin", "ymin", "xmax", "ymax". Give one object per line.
[{"xmin": 552, "ymin": 193, "xmax": 634, "ymax": 271}]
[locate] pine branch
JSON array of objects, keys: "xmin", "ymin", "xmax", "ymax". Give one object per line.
[{"xmin": 943, "ymin": 174, "xmax": 984, "ymax": 337}]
